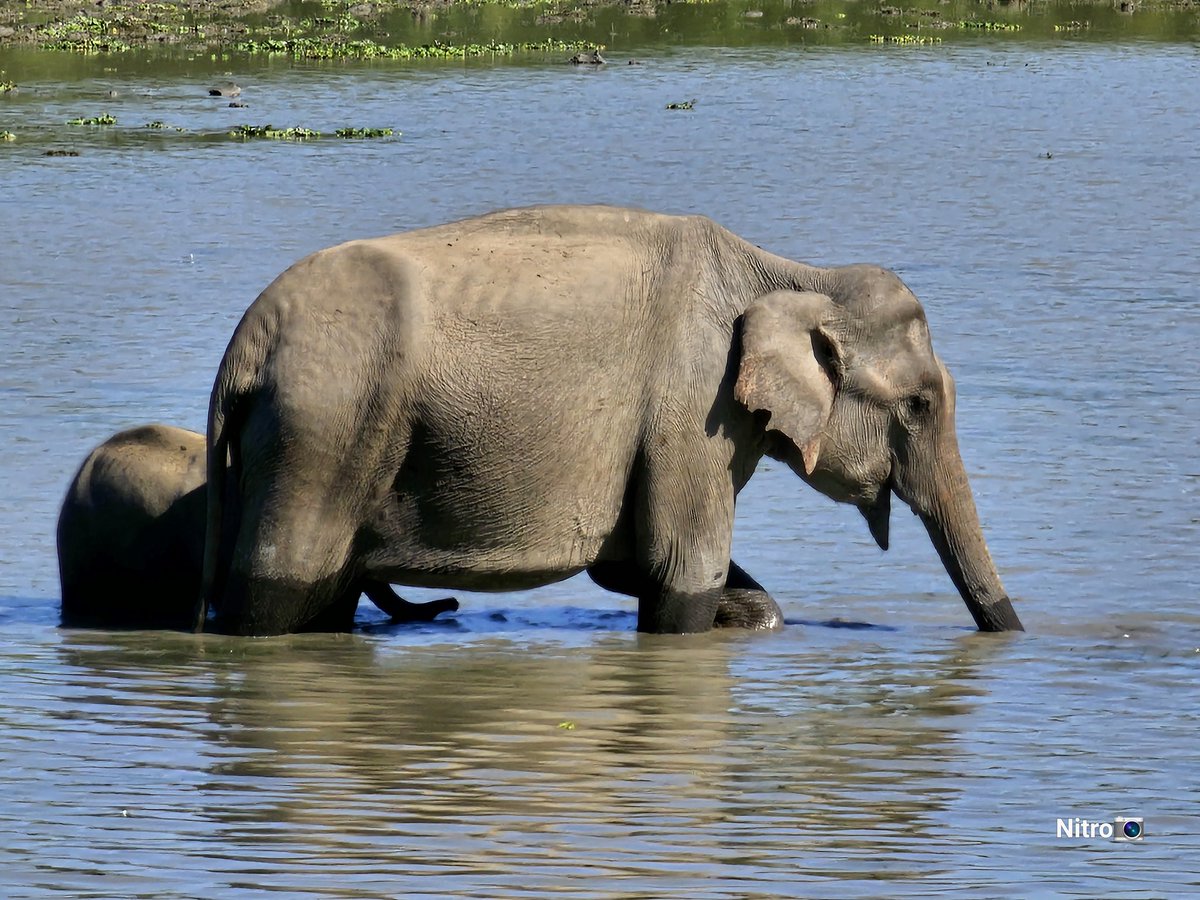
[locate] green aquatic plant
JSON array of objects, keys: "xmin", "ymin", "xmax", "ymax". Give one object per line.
[
  {"xmin": 1, "ymin": 131, "xmax": 15, "ymax": 142},
  {"xmin": 144, "ymin": 121, "xmax": 187, "ymax": 131},
  {"xmin": 1, "ymin": 81, "xmax": 16, "ymax": 93},
  {"xmin": 334, "ymin": 127, "xmax": 395, "ymax": 138},
  {"xmin": 1054, "ymin": 20, "xmax": 1090, "ymax": 30},
  {"xmin": 666, "ymin": 99, "xmax": 696, "ymax": 110},
  {"xmin": 66, "ymin": 114, "xmax": 118, "ymax": 125},
  {"xmin": 230, "ymin": 124, "xmax": 321, "ymax": 140}
]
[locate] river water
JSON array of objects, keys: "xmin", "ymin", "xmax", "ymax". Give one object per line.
[{"xmin": 1, "ymin": 33, "xmax": 1198, "ymax": 897}]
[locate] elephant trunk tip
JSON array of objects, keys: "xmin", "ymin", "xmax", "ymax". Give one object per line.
[{"xmin": 970, "ymin": 595, "xmax": 1024, "ymax": 633}]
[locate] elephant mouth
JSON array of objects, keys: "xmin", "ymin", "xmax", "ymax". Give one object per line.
[{"xmin": 858, "ymin": 477, "xmax": 893, "ymax": 552}]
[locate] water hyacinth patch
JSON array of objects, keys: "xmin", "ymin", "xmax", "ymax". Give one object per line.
[
  {"xmin": 230, "ymin": 124, "xmax": 321, "ymax": 140},
  {"xmin": 957, "ymin": 20, "xmax": 1022, "ymax": 30},
  {"xmin": 869, "ymin": 33, "xmax": 944, "ymax": 43},
  {"xmin": 334, "ymin": 127, "xmax": 395, "ymax": 138},
  {"xmin": 66, "ymin": 114, "xmax": 117, "ymax": 125},
  {"xmin": 234, "ymin": 36, "xmax": 600, "ymax": 61}
]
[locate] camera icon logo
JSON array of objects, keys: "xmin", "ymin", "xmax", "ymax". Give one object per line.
[{"xmin": 1113, "ymin": 816, "xmax": 1144, "ymax": 842}]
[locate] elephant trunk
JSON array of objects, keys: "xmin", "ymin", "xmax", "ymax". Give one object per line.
[{"xmin": 911, "ymin": 433, "xmax": 1024, "ymax": 632}]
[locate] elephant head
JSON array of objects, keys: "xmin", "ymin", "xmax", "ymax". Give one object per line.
[{"xmin": 735, "ymin": 267, "xmax": 1023, "ymax": 631}]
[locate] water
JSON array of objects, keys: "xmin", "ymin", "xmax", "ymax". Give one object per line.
[{"xmin": 2, "ymin": 37, "xmax": 1199, "ymax": 896}]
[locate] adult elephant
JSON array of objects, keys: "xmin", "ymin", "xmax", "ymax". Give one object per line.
[
  {"xmin": 58, "ymin": 424, "xmax": 457, "ymax": 629},
  {"xmin": 199, "ymin": 205, "xmax": 1023, "ymax": 636}
]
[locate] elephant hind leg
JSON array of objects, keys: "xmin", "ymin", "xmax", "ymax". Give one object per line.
[
  {"xmin": 216, "ymin": 474, "xmax": 363, "ymax": 635},
  {"xmin": 217, "ymin": 565, "xmax": 357, "ymax": 635}
]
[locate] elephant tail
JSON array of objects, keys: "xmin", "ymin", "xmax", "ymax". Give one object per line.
[{"xmin": 196, "ymin": 308, "xmax": 274, "ymax": 632}]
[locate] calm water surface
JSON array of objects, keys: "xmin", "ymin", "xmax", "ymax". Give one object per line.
[{"xmin": 1, "ymin": 39, "xmax": 1198, "ymax": 897}]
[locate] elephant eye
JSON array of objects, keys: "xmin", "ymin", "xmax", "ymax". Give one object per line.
[{"xmin": 905, "ymin": 393, "xmax": 932, "ymax": 419}]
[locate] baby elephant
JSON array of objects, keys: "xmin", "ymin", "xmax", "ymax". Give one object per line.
[{"xmin": 58, "ymin": 424, "xmax": 458, "ymax": 630}]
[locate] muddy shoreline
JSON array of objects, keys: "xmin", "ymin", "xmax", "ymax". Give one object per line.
[
  {"xmin": 0, "ymin": 0, "xmax": 582, "ymax": 54},
  {"xmin": 2, "ymin": 0, "xmax": 1195, "ymax": 56}
]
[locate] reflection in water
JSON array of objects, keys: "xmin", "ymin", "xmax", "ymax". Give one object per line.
[{"xmin": 22, "ymin": 625, "xmax": 1002, "ymax": 894}]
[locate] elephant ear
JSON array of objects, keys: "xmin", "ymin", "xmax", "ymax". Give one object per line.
[{"xmin": 735, "ymin": 290, "xmax": 839, "ymax": 475}]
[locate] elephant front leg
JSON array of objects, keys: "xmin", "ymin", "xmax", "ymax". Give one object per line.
[
  {"xmin": 363, "ymin": 582, "xmax": 459, "ymax": 623},
  {"xmin": 588, "ymin": 558, "xmax": 781, "ymax": 632},
  {"xmin": 629, "ymin": 448, "xmax": 745, "ymax": 634},
  {"xmin": 637, "ymin": 583, "xmax": 723, "ymax": 634},
  {"xmin": 588, "ymin": 559, "xmax": 718, "ymax": 632},
  {"xmin": 714, "ymin": 561, "xmax": 784, "ymax": 630}
]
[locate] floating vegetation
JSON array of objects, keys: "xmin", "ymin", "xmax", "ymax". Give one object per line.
[
  {"xmin": 1, "ymin": 80, "xmax": 16, "ymax": 93},
  {"xmin": 1054, "ymin": 20, "xmax": 1091, "ymax": 30},
  {"xmin": 230, "ymin": 124, "xmax": 321, "ymax": 140},
  {"xmin": 45, "ymin": 149, "xmax": 80, "ymax": 156},
  {"xmin": 233, "ymin": 36, "xmax": 600, "ymax": 61},
  {"xmin": 230, "ymin": 124, "xmax": 396, "ymax": 140},
  {"xmin": 66, "ymin": 114, "xmax": 117, "ymax": 125},
  {"xmin": 785, "ymin": 17, "xmax": 825, "ymax": 27},
  {"xmin": 334, "ymin": 127, "xmax": 395, "ymax": 138},
  {"xmin": 869, "ymin": 34, "xmax": 943, "ymax": 43},
  {"xmin": 666, "ymin": 98, "xmax": 696, "ymax": 110},
  {"xmin": 144, "ymin": 121, "xmax": 186, "ymax": 131},
  {"xmin": 1, "ymin": 131, "xmax": 15, "ymax": 142}
]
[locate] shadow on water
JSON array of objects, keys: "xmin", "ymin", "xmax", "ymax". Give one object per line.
[
  {"xmin": 789, "ymin": 616, "xmax": 900, "ymax": 631},
  {"xmin": 356, "ymin": 599, "xmax": 905, "ymax": 635}
]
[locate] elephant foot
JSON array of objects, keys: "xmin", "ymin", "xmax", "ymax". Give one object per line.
[
  {"xmin": 365, "ymin": 582, "xmax": 459, "ymax": 623},
  {"xmin": 387, "ymin": 596, "xmax": 459, "ymax": 623},
  {"xmin": 714, "ymin": 589, "xmax": 784, "ymax": 630}
]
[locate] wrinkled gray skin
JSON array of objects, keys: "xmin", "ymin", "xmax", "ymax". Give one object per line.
[
  {"xmin": 201, "ymin": 205, "xmax": 1023, "ymax": 636},
  {"xmin": 58, "ymin": 425, "xmax": 457, "ymax": 630}
]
